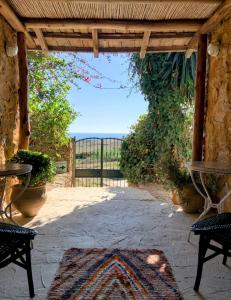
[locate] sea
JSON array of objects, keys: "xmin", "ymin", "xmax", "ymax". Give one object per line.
[{"xmin": 69, "ymin": 132, "xmax": 128, "ymax": 140}]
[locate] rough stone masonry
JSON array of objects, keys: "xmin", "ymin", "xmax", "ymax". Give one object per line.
[
  {"xmin": 0, "ymin": 16, "xmax": 19, "ymax": 164},
  {"xmin": 205, "ymin": 17, "xmax": 231, "ymax": 211}
]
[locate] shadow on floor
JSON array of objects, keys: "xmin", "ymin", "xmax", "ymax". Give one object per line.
[{"xmin": 1, "ymin": 187, "xmax": 230, "ymax": 300}]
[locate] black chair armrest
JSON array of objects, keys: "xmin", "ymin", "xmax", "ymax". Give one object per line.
[
  {"xmin": 0, "ymin": 222, "xmax": 37, "ymax": 239},
  {"xmin": 191, "ymin": 213, "xmax": 231, "ymax": 234}
]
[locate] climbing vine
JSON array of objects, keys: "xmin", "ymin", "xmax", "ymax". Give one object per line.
[{"xmin": 120, "ymin": 53, "xmax": 194, "ymax": 184}]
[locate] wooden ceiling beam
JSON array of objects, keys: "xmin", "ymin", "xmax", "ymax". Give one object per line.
[
  {"xmin": 140, "ymin": 31, "xmax": 151, "ymax": 59},
  {"xmin": 34, "ymin": 45, "xmax": 187, "ymax": 53},
  {"xmin": 186, "ymin": 0, "xmax": 231, "ymax": 56},
  {"xmin": 92, "ymin": 29, "xmax": 99, "ymax": 57},
  {"xmin": 41, "ymin": 0, "xmax": 221, "ymax": 3},
  {"xmin": 30, "ymin": 31, "xmax": 194, "ymax": 40},
  {"xmin": 0, "ymin": 0, "xmax": 35, "ymax": 48},
  {"xmin": 25, "ymin": 19, "xmax": 204, "ymax": 33},
  {"xmin": 34, "ymin": 28, "xmax": 48, "ymax": 55}
]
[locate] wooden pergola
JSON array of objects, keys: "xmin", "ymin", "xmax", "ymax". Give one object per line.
[
  {"xmin": 0, "ymin": 0, "xmax": 231, "ymax": 159},
  {"xmin": 0, "ymin": 0, "xmax": 230, "ymax": 57}
]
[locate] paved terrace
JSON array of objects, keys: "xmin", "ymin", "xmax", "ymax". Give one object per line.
[{"xmin": 1, "ymin": 187, "xmax": 231, "ymax": 299}]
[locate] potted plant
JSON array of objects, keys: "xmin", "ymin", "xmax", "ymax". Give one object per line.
[
  {"xmin": 9, "ymin": 150, "xmax": 56, "ymax": 217},
  {"xmin": 168, "ymin": 157, "xmax": 204, "ymax": 213}
]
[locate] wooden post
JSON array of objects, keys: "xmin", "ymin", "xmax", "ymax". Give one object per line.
[
  {"xmin": 17, "ymin": 32, "xmax": 30, "ymax": 149},
  {"xmin": 71, "ymin": 138, "xmax": 76, "ymax": 187},
  {"xmin": 192, "ymin": 34, "xmax": 207, "ymax": 161},
  {"xmin": 100, "ymin": 139, "xmax": 103, "ymax": 187}
]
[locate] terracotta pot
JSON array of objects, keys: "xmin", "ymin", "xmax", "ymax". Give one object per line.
[
  {"xmin": 178, "ymin": 184, "xmax": 204, "ymax": 213},
  {"xmin": 171, "ymin": 190, "xmax": 180, "ymax": 205},
  {"xmin": 11, "ymin": 184, "xmax": 47, "ymax": 217}
]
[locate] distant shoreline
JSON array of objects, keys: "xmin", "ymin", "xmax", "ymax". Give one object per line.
[{"xmin": 69, "ymin": 132, "xmax": 128, "ymax": 139}]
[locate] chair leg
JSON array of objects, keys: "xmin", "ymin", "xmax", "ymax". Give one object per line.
[
  {"xmin": 187, "ymin": 231, "xmax": 192, "ymax": 243},
  {"xmin": 223, "ymin": 246, "xmax": 228, "ymax": 265},
  {"xmin": 25, "ymin": 241, "xmax": 35, "ymax": 298},
  {"xmin": 194, "ymin": 235, "xmax": 210, "ymax": 291}
]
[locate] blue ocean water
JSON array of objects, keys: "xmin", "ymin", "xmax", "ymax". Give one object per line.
[{"xmin": 69, "ymin": 132, "xmax": 128, "ymax": 139}]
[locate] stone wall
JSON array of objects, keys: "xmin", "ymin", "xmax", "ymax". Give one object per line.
[
  {"xmin": 0, "ymin": 17, "xmax": 19, "ymax": 163},
  {"xmin": 204, "ymin": 17, "xmax": 231, "ymax": 210},
  {"xmin": 30, "ymin": 140, "xmax": 73, "ymax": 172}
]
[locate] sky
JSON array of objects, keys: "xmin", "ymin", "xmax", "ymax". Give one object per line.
[{"xmin": 68, "ymin": 54, "xmax": 148, "ymax": 134}]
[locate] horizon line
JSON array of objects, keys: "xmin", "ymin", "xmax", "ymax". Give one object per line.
[{"xmin": 69, "ymin": 131, "xmax": 129, "ymax": 134}]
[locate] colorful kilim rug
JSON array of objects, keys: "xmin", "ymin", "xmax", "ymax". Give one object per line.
[{"xmin": 47, "ymin": 248, "xmax": 183, "ymax": 300}]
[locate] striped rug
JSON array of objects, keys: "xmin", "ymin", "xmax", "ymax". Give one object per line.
[{"xmin": 47, "ymin": 248, "xmax": 183, "ymax": 300}]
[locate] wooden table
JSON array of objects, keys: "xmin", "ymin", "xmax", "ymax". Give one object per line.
[
  {"xmin": 187, "ymin": 161, "xmax": 231, "ymax": 221},
  {"xmin": 0, "ymin": 163, "xmax": 32, "ymax": 223}
]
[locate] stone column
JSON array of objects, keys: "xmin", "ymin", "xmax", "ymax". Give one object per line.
[
  {"xmin": 204, "ymin": 18, "xmax": 231, "ymax": 211},
  {"xmin": 0, "ymin": 16, "xmax": 20, "ymax": 163}
]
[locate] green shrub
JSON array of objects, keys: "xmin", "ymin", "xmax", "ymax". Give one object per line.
[
  {"xmin": 28, "ymin": 52, "xmax": 78, "ymax": 160},
  {"xmin": 9, "ymin": 150, "xmax": 56, "ymax": 186},
  {"xmin": 120, "ymin": 94, "xmax": 193, "ymax": 184},
  {"xmin": 120, "ymin": 114, "xmax": 157, "ymax": 184},
  {"xmin": 167, "ymin": 154, "xmax": 192, "ymax": 189}
]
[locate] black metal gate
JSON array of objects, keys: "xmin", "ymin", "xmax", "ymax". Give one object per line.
[{"xmin": 73, "ymin": 138, "xmax": 126, "ymax": 187}]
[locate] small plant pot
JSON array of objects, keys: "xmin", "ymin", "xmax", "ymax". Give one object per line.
[
  {"xmin": 178, "ymin": 184, "xmax": 204, "ymax": 213},
  {"xmin": 11, "ymin": 184, "xmax": 47, "ymax": 217},
  {"xmin": 171, "ymin": 190, "xmax": 180, "ymax": 205}
]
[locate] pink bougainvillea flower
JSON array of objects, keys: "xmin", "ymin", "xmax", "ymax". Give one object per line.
[{"xmin": 83, "ymin": 77, "xmax": 91, "ymax": 83}]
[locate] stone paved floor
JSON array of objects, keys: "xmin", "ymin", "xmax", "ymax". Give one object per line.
[{"xmin": 1, "ymin": 187, "xmax": 231, "ymax": 299}]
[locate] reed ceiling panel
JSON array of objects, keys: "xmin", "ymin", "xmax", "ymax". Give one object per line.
[{"xmin": 8, "ymin": 1, "xmax": 221, "ymax": 20}]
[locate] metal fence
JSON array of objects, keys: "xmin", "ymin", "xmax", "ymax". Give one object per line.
[{"xmin": 73, "ymin": 137, "xmax": 127, "ymax": 187}]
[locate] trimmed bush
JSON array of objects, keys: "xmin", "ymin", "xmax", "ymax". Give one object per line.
[{"xmin": 9, "ymin": 150, "xmax": 56, "ymax": 186}]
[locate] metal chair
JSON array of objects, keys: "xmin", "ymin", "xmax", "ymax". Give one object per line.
[
  {"xmin": 0, "ymin": 222, "xmax": 37, "ymax": 298},
  {"xmin": 191, "ymin": 212, "xmax": 231, "ymax": 291}
]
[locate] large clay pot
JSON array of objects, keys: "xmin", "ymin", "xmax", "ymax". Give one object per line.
[
  {"xmin": 11, "ymin": 184, "xmax": 47, "ymax": 217},
  {"xmin": 178, "ymin": 184, "xmax": 204, "ymax": 213}
]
